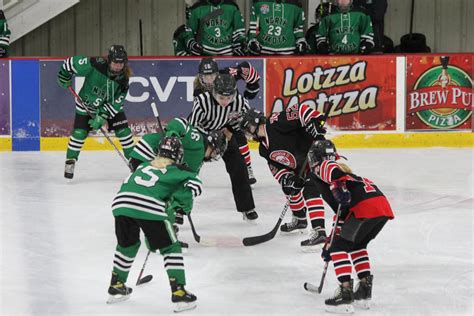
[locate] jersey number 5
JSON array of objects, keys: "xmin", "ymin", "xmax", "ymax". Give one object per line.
[{"xmin": 126, "ymin": 165, "xmax": 167, "ymax": 188}]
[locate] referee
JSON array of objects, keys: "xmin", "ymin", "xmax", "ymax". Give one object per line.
[{"xmin": 189, "ymin": 73, "xmax": 258, "ymax": 221}]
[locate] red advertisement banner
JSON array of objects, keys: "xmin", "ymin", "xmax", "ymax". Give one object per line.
[
  {"xmin": 265, "ymin": 56, "xmax": 397, "ymax": 131},
  {"xmin": 406, "ymin": 54, "xmax": 473, "ymax": 130}
]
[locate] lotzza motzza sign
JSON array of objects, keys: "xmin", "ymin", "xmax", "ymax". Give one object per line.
[
  {"xmin": 265, "ymin": 56, "xmax": 397, "ymax": 130},
  {"xmin": 407, "ymin": 55, "xmax": 473, "ymax": 130}
]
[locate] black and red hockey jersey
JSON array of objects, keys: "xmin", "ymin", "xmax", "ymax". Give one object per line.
[
  {"xmin": 311, "ymin": 160, "xmax": 394, "ymax": 220},
  {"xmin": 259, "ymin": 103, "xmax": 323, "ymax": 182}
]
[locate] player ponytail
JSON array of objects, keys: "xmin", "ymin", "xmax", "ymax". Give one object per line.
[
  {"xmin": 338, "ymin": 162, "xmax": 352, "ymax": 174},
  {"xmin": 151, "ymin": 157, "xmax": 174, "ymax": 169}
]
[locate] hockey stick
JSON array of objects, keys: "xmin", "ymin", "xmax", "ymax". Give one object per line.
[
  {"xmin": 150, "ymin": 102, "xmax": 210, "ymax": 246},
  {"xmin": 304, "ymin": 204, "xmax": 343, "ymax": 294},
  {"xmin": 136, "ymin": 250, "xmax": 153, "ymax": 286},
  {"xmin": 242, "ymin": 156, "xmax": 308, "ymax": 247},
  {"xmin": 68, "ymin": 87, "xmax": 132, "ymax": 172},
  {"xmin": 242, "ymin": 110, "xmax": 330, "ymax": 247}
]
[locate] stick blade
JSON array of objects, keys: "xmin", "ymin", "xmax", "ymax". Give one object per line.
[
  {"xmin": 136, "ymin": 274, "xmax": 153, "ymax": 286},
  {"xmin": 242, "ymin": 232, "xmax": 275, "ymax": 246}
]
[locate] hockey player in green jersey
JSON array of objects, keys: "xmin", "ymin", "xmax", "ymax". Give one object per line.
[
  {"xmin": 129, "ymin": 117, "xmax": 228, "ymax": 174},
  {"xmin": 58, "ymin": 45, "xmax": 135, "ymax": 179},
  {"xmin": 185, "ymin": 0, "xmax": 246, "ymax": 56},
  {"xmin": 107, "ymin": 136, "xmax": 201, "ymax": 312},
  {"xmin": 0, "ymin": 10, "xmax": 11, "ymax": 57},
  {"xmin": 316, "ymin": 0, "xmax": 374, "ymax": 54},
  {"xmin": 247, "ymin": 0, "xmax": 308, "ymax": 55}
]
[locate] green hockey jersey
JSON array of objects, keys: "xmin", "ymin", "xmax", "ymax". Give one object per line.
[
  {"xmin": 248, "ymin": 0, "xmax": 306, "ymax": 55},
  {"xmin": 185, "ymin": 0, "xmax": 245, "ymax": 56},
  {"xmin": 57, "ymin": 56, "xmax": 129, "ymax": 118},
  {"xmin": 112, "ymin": 161, "xmax": 202, "ymax": 222},
  {"xmin": 130, "ymin": 118, "xmax": 206, "ymax": 174},
  {"xmin": 316, "ymin": 6, "xmax": 374, "ymax": 54},
  {"xmin": 0, "ymin": 11, "xmax": 11, "ymax": 57}
]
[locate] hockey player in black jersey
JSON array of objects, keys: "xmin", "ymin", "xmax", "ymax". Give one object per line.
[
  {"xmin": 239, "ymin": 104, "xmax": 328, "ymax": 250},
  {"xmin": 194, "ymin": 57, "xmax": 261, "ymax": 185},
  {"xmin": 307, "ymin": 140, "xmax": 394, "ymax": 313},
  {"xmin": 190, "ymin": 73, "xmax": 258, "ymax": 221}
]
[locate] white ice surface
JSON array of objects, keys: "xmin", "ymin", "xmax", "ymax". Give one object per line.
[{"xmin": 0, "ymin": 148, "xmax": 473, "ymax": 316}]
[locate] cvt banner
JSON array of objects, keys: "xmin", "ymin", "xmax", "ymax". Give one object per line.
[
  {"xmin": 40, "ymin": 58, "xmax": 264, "ymax": 137},
  {"xmin": 406, "ymin": 54, "xmax": 473, "ymax": 130},
  {"xmin": 265, "ymin": 56, "xmax": 397, "ymax": 130},
  {"xmin": 0, "ymin": 60, "xmax": 10, "ymax": 135}
]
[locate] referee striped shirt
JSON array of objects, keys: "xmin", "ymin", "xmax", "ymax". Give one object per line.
[{"xmin": 189, "ymin": 91, "xmax": 250, "ymax": 134}]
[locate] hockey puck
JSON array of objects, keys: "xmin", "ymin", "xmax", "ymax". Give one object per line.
[{"xmin": 137, "ymin": 274, "xmax": 153, "ymax": 285}]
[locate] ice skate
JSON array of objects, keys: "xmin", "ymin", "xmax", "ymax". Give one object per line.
[
  {"xmin": 171, "ymin": 282, "xmax": 197, "ymax": 313},
  {"xmin": 300, "ymin": 227, "xmax": 327, "ymax": 252},
  {"xmin": 354, "ymin": 275, "xmax": 373, "ymax": 309},
  {"xmin": 247, "ymin": 165, "xmax": 257, "ymax": 186},
  {"xmin": 243, "ymin": 209, "xmax": 258, "ymax": 221},
  {"xmin": 280, "ymin": 216, "xmax": 307, "ymax": 234},
  {"xmin": 64, "ymin": 159, "xmax": 76, "ymax": 179},
  {"xmin": 325, "ymin": 280, "xmax": 354, "ymax": 314},
  {"xmin": 106, "ymin": 272, "xmax": 132, "ymax": 304}
]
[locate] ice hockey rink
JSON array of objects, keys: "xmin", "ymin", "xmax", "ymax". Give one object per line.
[{"xmin": 1, "ymin": 147, "xmax": 473, "ymax": 315}]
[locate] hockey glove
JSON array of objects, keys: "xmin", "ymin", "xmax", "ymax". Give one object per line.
[
  {"xmin": 247, "ymin": 39, "xmax": 262, "ymax": 55},
  {"xmin": 305, "ymin": 116, "xmax": 327, "ymax": 139},
  {"xmin": 360, "ymin": 40, "xmax": 374, "ymax": 54},
  {"xmin": 330, "ymin": 180, "xmax": 351, "ymax": 206},
  {"xmin": 88, "ymin": 115, "xmax": 106, "ymax": 130},
  {"xmin": 233, "ymin": 41, "xmax": 246, "ymax": 56},
  {"xmin": 280, "ymin": 173, "xmax": 305, "ymax": 196},
  {"xmin": 321, "ymin": 243, "xmax": 332, "ymax": 262},
  {"xmin": 175, "ymin": 208, "xmax": 185, "ymax": 225},
  {"xmin": 187, "ymin": 39, "xmax": 203, "ymax": 55},
  {"xmin": 317, "ymin": 41, "xmax": 330, "ymax": 54},
  {"xmin": 296, "ymin": 39, "xmax": 309, "ymax": 55}
]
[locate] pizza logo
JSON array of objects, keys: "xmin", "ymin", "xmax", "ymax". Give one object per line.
[
  {"xmin": 260, "ymin": 4, "xmax": 270, "ymax": 14},
  {"xmin": 269, "ymin": 150, "xmax": 297, "ymax": 169},
  {"xmin": 408, "ymin": 56, "xmax": 472, "ymax": 129}
]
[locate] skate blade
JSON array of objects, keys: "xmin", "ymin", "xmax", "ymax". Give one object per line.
[
  {"xmin": 280, "ymin": 229, "xmax": 306, "ymax": 235},
  {"xmin": 106, "ymin": 294, "xmax": 131, "ymax": 304},
  {"xmin": 301, "ymin": 244, "xmax": 324, "ymax": 253},
  {"xmin": 173, "ymin": 301, "xmax": 197, "ymax": 313},
  {"xmin": 354, "ymin": 299, "xmax": 371, "ymax": 309},
  {"xmin": 325, "ymin": 303, "xmax": 355, "ymax": 314}
]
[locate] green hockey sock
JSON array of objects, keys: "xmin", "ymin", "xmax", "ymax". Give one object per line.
[
  {"xmin": 66, "ymin": 129, "xmax": 88, "ymax": 160},
  {"xmin": 115, "ymin": 127, "xmax": 134, "ymax": 160},
  {"xmin": 112, "ymin": 241, "xmax": 141, "ymax": 283},
  {"xmin": 160, "ymin": 242, "xmax": 186, "ymax": 285}
]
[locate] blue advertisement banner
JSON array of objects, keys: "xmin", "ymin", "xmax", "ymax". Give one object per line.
[
  {"xmin": 40, "ymin": 58, "xmax": 264, "ymax": 137},
  {"xmin": 0, "ymin": 60, "xmax": 10, "ymax": 135}
]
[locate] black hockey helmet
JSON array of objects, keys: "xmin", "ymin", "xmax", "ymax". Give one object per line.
[
  {"xmin": 213, "ymin": 74, "xmax": 236, "ymax": 96},
  {"xmin": 239, "ymin": 108, "xmax": 266, "ymax": 140},
  {"xmin": 212, "ymin": 74, "xmax": 237, "ymax": 106},
  {"xmin": 199, "ymin": 57, "xmax": 219, "ymax": 75},
  {"xmin": 315, "ymin": 2, "xmax": 332, "ymax": 22},
  {"xmin": 108, "ymin": 45, "xmax": 128, "ymax": 64},
  {"xmin": 158, "ymin": 136, "xmax": 184, "ymax": 164},
  {"xmin": 198, "ymin": 57, "xmax": 219, "ymax": 91},
  {"xmin": 308, "ymin": 140, "xmax": 337, "ymax": 168},
  {"xmin": 204, "ymin": 130, "xmax": 228, "ymax": 162},
  {"xmin": 0, "ymin": 10, "xmax": 5, "ymax": 20}
]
